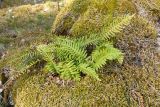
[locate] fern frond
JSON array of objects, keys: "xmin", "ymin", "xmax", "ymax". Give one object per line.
[
  {"xmin": 58, "ymin": 61, "xmax": 80, "ymax": 80},
  {"xmin": 102, "ymin": 14, "xmax": 134, "ymax": 39},
  {"xmin": 78, "ymin": 63, "xmax": 100, "ymax": 81},
  {"xmin": 91, "ymin": 43, "xmax": 123, "ymax": 70},
  {"xmin": 54, "ymin": 37, "xmax": 87, "ymax": 62},
  {"xmin": 37, "ymin": 44, "xmax": 58, "ymax": 72},
  {"xmin": 44, "ymin": 61, "xmax": 58, "ymax": 73},
  {"xmin": 6, "ymin": 49, "xmax": 41, "ymax": 72},
  {"xmin": 75, "ymin": 34, "xmax": 103, "ymax": 48}
]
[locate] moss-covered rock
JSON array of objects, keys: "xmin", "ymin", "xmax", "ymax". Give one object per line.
[
  {"xmin": 12, "ymin": 73, "xmax": 138, "ymax": 107},
  {"xmin": 10, "ymin": 0, "xmax": 160, "ymax": 106},
  {"xmin": 12, "ymin": 12, "xmax": 160, "ymax": 107},
  {"xmin": 52, "ymin": 0, "xmax": 91, "ymax": 35},
  {"xmin": 52, "ymin": 0, "xmax": 138, "ymax": 36}
]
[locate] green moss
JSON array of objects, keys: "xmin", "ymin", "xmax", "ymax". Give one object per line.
[
  {"xmin": 52, "ymin": 0, "xmax": 91, "ymax": 35},
  {"xmin": 12, "ymin": 73, "xmax": 137, "ymax": 107},
  {"xmin": 70, "ymin": 7, "xmax": 107, "ymax": 36},
  {"xmin": 52, "ymin": 0, "xmax": 138, "ymax": 36}
]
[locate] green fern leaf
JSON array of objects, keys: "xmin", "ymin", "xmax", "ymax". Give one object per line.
[
  {"xmin": 91, "ymin": 43, "xmax": 123, "ymax": 70},
  {"xmin": 54, "ymin": 37, "xmax": 87, "ymax": 62},
  {"xmin": 78, "ymin": 63, "xmax": 100, "ymax": 81},
  {"xmin": 58, "ymin": 61, "xmax": 81, "ymax": 81},
  {"xmin": 102, "ymin": 14, "xmax": 134, "ymax": 39}
]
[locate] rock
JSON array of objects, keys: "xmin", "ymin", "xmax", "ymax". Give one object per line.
[{"xmin": 7, "ymin": 30, "xmax": 17, "ymax": 38}]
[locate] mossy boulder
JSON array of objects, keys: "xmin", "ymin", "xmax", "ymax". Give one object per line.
[
  {"xmin": 12, "ymin": 73, "xmax": 138, "ymax": 107},
  {"xmin": 52, "ymin": 0, "xmax": 137, "ymax": 36},
  {"xmin": 12, "ymin": 14, "xmax": 160, "ymax": 107},
  {"xmin": 10, "ymin": 0, "xmax": 160, "ymax": 106},
  {"xmin": 52, "ymin": 0, "xmax": 91, "ymax": 35}
]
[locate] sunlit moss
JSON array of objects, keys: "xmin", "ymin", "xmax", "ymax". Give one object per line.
[
  {"xmin": 52, "ymin": 0, "xmax": 138, "ymax": 36},
  {"xmin": 12, "ymin": 73, "xmax": 138, "ymax": 107},
  {"xmin": 52, "ymin": 0, "xmax": 91, "ymax": 35}
]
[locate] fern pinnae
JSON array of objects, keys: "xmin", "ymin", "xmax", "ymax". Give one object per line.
[
  {"xmin": 102, "ymin": 14, "xmax": 135, "ymax": 39},
  {"xmin": 54, "ymin": 38, "xmax": 87, "ymax": 61},
  {"xmin": 91, "ymin": 43, "xmax": 123, "ymax": 70},
  {"xmin": 58, "ymin": 61, "xmax": 80, "ymax": 80},
  {"xmin": 76, "ymin": 34, "xmax": 102, "ymax": 48},
  {"xmin": 78, "ymin": 63, "xmax": 100, "ymax": 81}
]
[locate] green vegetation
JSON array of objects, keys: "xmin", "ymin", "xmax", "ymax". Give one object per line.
[
  {"xmin": 1, "ymin": 0, "xmax": 134, "ymax": 82},
  {"xmin": 0, "ymin": 0, "xmax": 160, "ymax": 106}
]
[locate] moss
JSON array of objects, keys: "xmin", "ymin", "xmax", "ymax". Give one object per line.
[
  {"xmin": 12, "ymin": 73, "xmax": 137, "ymax": 107},
  {"xmin": 52, "ymin": 0, "xmax": 138, "ymax": 36},
  {"xmin": 113, "ymin": 15, "xmax": 160, "ymax": 106},
  {"xmin": 1, "ymin": 0, "xmax": 53, "ymax": 8},
  {"xmin": 117, "ymin": 0, "xmax": 137, "ymax": 14},
  {"xmin": 120, "ymin": 15, "xmax": 157, "ymax": 38},
  {"xmin": 0, "ymin": 2, "xmax": 57, "ymax": 42},
  {"xmin": 70, "ymin": 7, "xmax": 107, "ymax": 36},
  {"xmin": 52, "ymin": 0, "xmax": 91, "ymax": 35},
  {"xmin": 0, "ymin": 2, "xmax": 57, "ymax": 73},
  {"xmin": 133, "ymin": 0, "xmax": 160, "ymax": 23},
  {"xmin": 116, "ymin": 15, "xmax": 157, "ymax": 66}
]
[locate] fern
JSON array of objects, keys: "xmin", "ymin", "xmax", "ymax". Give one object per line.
[
  {"xmin": 1, "ymin": 13, "xmax": 134, "ymax": 82},
  {"xmin": 58, "ymin": 61, "xmax": 80, "ymax": 81},
  {"xmin": 54, "ymin": 37, "xmax": 87, "ymax": 62},
  {"xmin": 91, "ymin": 43, "xmax": 123, "ymax": 70},
  {"xmin": 102, "ymin": 14, "xmax": 134, "ymax": 39},
  {"xmin": 75, "ymin": 34, "xmax": 103, "ymax": 48},
  {"xmin": 78, "ymin": 63, "xmax": 100, "ymax": 81}
]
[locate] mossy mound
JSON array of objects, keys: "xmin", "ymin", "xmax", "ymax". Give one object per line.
[
  {"xmin": 12, "ymin": 73, "xmax": 138, "ymax": 107},
  {"xmin": 12, "ymin": 14, "xmax": 160, "ymax": 107},
  {"xmin": 8, "ymin": 0, "xmax": 160, "ymax": 106},
  {"xmin": 52, "ymin": 0, "xmax": 137, "ymax": 36}
]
